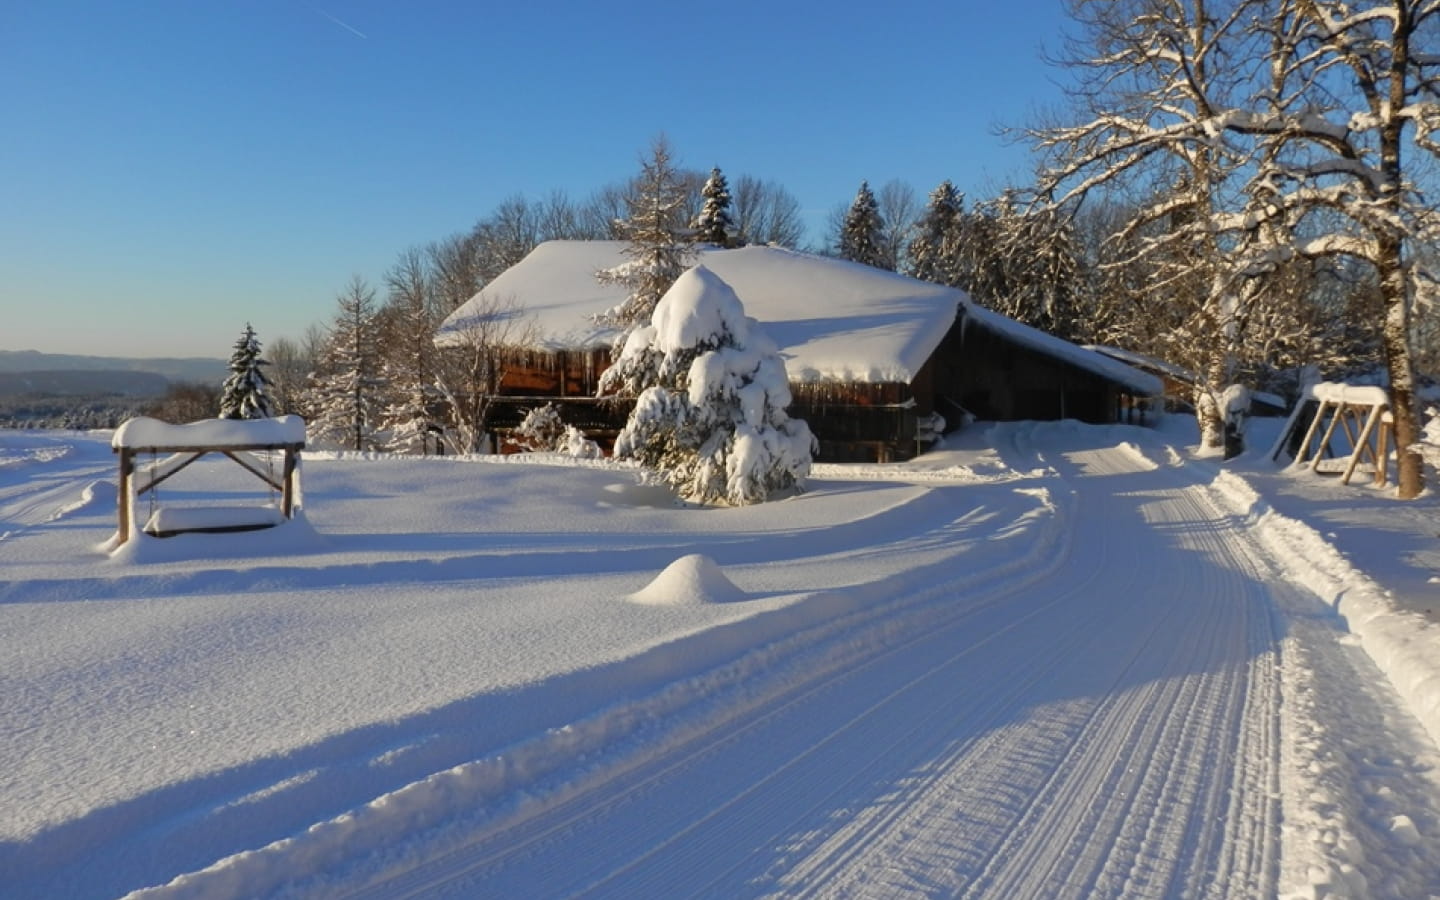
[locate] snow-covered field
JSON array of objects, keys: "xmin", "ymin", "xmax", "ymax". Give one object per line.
[{"xmin": 4, "ymin": 417, "xmax": 1440, "ymax": 898}]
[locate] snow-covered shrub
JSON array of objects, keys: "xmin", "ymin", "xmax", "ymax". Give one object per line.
[
  {"xmin": 561, "ymin": 425, "xmax": 602, "ymax": 460},
  {"xmin": 608, "ymin": 265, "xmax": 815, "ymax": 505},
  {"xmin": 513, "ymin": 403, "xmax": 567, "ymax": 452},
  {"xmin": 513, "ymin": 403, "xmax": 602, "ymax": 459}
]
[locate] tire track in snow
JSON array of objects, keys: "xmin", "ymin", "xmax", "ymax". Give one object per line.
[
  {"xmin": 0, "ymin": 439, "xmax": 112, "ymax": 539},
  {"xmin": 332, "ymin": 427, "xmax": 1288, "ymax": 899},
  {"xmin": 332, "ymin": 501, "xmax": 1077, "ymax": 900}
]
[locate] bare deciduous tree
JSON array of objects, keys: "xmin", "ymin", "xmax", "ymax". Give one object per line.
[
  {"xmin": 876, "ymin": 179, "xmax": 919, "ymax": 271},
  {"xmin": 1224, "ymin": 0, "xmax": 1440, "ymax": 496},
  {"xmin": 427, "ymin": 232, "xmax": 486, "ymax": 314},
  {"xmin": 265, "ymin": 335, "xmax": 313, "ymax": 418},
  {"xmin": 732, "ymin": 175, "xmax": 805, "ymax": 247},
  {"xmin": 432, "ymin": 294, "xmax": 538, "ymax": 453},
  {"xmin": 1030, "ymin": 0, "xmax": 1275, "ymax": 450}
]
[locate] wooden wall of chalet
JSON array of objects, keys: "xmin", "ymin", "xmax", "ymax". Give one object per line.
[
  {"xmin": 484, "ymin": 348, "xmax": 628, "ymax": 445},
  {"xmin": 498, "ymin": 348, "xmax": 611, "ymax": 398},
  {"xmin": 480, "ymin": 347, "xmax": 938, "ymax": 463},
  {"xmin": 791, "ymin": 379, "xmax": 934, "ymax": 463},
  {"xmin": 931, "ymin": 318, "xmax": 1124, "ymax": 425}
]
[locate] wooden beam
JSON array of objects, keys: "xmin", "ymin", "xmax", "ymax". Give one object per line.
[
  {"xmin": 222, "ymin": 450, "xmax": 286, "ymax": 492},
  {"xmin": 1342, "ymin": 404, "xmax": 1384, "ymax": 485},
  {"xmin": 136, "ymin": 451, "xmax": 205, "ymax": 496},
  {"xmin": 1311, "ymin": 401, "xmax": 1346, "ymax": 471},
  {"xmin": 1295, "ymin": 399, "xmax": 1331, "ymax": 465}
]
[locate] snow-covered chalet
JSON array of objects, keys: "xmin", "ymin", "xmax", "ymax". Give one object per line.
[{"xmin": 435, "ymin": 241, "xmax": 1162, "ymax": 462}]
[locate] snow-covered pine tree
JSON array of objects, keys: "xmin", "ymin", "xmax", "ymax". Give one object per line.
[
  {"xmin": 218, "ymin": 323, "xmax": 275, "ymax": 420},
  {"xmin": 692, "ymin": 166, "xmax": 735, "ymax": 248},
  {"xmin": 597, "ymin": 136, "xmax": 695, "ymax": 331},
  {"xmin": 838, "ymin": 181, "xmax": 887, "ymax": 269},
  {"xmin": 906, "ymin": 180, "xmax": 965, "ymax": 286},
  {"xmin": 608, "ymin": 265, "xmax": 815, "ymax": 505},
  {"xmin": 306, "ymin": 277, "xmax": 386, "ymax": 451}
]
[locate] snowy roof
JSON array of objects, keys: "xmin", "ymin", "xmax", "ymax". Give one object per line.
[
  {"xmin": 438, "ymin": 240, "xmax": 1161, "ymax": 394},
  {"xmin": 438, "ymin": 241, "xmax": 962, "ymax": 384},
  {"xmin": 112, "ymin": 415, "xmax": 307, "ymax": 449},
  {"xmin": 1085, "ymin": 345, "xmax": 1196, "ymax": 383}
]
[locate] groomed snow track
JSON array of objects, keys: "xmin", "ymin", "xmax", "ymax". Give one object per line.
[{"xmin": 23, "ymin": 423, "xmax": 1437, "ymax": 899}]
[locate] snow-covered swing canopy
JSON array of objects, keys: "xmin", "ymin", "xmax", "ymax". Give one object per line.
[
  {"xmin": 111, "ymin": 416, "xmax": 306, "ymax": 544},
  {"xmin": 1269, "ymin": 382, "xmax": 1394, "ymax": 487}
]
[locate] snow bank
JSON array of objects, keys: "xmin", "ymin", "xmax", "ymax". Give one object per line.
[{"xmin": 1208, "ymin": 468, "xmax": 1440, "ymax": 747}]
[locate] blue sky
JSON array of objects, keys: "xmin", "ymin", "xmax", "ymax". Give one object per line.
[{"xmin": 2, "ymin": 0, "xmax": 1072, "ymax": 359}]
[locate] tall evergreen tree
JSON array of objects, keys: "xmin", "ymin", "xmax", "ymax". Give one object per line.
[
  {"xmin": 378, "ymin": 248, "xmax": 442, "ymax": 454},
  {"xmin": 838, "ymin": 181, "xmax": 887, "ymax": 268},
  {"xmin": 906, "ymin": 180, "xmax": 966, "ymax": 286},
  {"xmin": 692, "ymin": 166, "xmax": 735, "ymax": 247},
  {"xmin": 597, "ymin": 136, "xmax": 695, "ymax": 332},
  {"xmin": 307, "ymin": 277, "xmax": 385, "ymax": 451},
  {"xmin": 217, "ymin": 323, "xmax": 275, "ymax": 420},
  {"xmin": 956, "ymin": 191, "xmax": 1087, "ymax": 342}
]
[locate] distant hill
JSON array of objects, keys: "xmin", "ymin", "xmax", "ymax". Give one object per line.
[
  {"xmin": 0, "ymin": 350, "xmax": 226, "ymax": 389},
  {"xmin": 0, "ymin": 369, "xmax": 171, "ymax": 397}
]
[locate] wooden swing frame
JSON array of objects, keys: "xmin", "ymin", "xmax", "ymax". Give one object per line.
[
  {"xmin": 1271, "ymin": 383, "xmax": 1393, "ymax": 487},
  {"xmin": 114, "ymin": 437, "xmax": 304, "ymax": 544}
]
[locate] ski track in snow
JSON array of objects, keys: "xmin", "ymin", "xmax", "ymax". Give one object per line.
[
  {"xmin": 202, "ymin": 426, "xmax": 1437, "ymax": 898},
  {"xmin": 6, "ymin": 425, "xmax": 1440, "ymax": 898}
]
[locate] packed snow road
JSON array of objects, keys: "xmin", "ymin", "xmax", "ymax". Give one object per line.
[
  {"xmin": 6, "ymin": 423, "xmax": 1440, "ymax": 899},
  {"xmin": 316, "ymin": 425, "xmax": 1440, "ymax": 899}
]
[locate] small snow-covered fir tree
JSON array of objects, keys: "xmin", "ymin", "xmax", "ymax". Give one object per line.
[
  {"xmin": 838, "ymin": 181, "xmax": 887, "ymax": 269},
  {"xmin": 218, "ymin": 323, "xmax": 275, "ymax": 420},
  {"xmin": 608, "ymin": 265, "xmax": 815, "ymax": 505},
  {"xmin": 692, "ymin": 166, "xmax": 735, "ymax": 247}
]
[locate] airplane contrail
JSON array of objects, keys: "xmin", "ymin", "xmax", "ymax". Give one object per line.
[{"xmin": 316, "ymin": 7, "xmax": 367, "ymax": 39}]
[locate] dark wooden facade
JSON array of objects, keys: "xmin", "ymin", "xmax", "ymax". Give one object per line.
[
  {"xmin": 928, "ymin": 317, "xmax": 1152, "ymax": 428},
  {"xmin": 485, "ymin": 348, "xmax": 628, "ymax": 451},
  {"xmin": 477, "ymin": 314, "xmax": 1154, "ymax": 463}
]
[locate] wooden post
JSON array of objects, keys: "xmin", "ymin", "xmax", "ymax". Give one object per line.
[
  {"xmin": 117, "ymin": 448, "xmax": 134, "ymax": 545},
  {"xmin": 1312, "ymin": 401, "xmax": 1346, "ymax": 471},
  {"xmin": 1376, "ymin": 415, "xmax": 1393, "ymax": 487},
  {"xmin": 1342, "ymin": 404, "xmax": 1383, "ymax": 485},
  {"xmin": 282, "ymin": 448, "xmax": 298, "ymax": 518},
  {"xmin": 1295, "ymin": 399, "xmax": 1331, "ymax": 465}
]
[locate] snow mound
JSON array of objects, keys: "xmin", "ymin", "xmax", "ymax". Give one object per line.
[
  {"xmin": 596, "ymin": 481, "xmax": 686, "ymax": 508},
  {"xmin": 52, "ymin": 480, "xmax": 117, "ymax": 520},
  {"xmin": 628, "ymin": 554, "xmax": 748, "ymax": 606}
]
